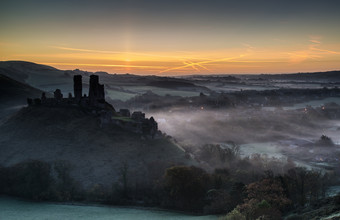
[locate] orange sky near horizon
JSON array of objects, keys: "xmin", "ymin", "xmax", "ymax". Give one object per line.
[
  {"xmin": 2, "ymin": 38, "xmax": 340, "ymax": 75},
  {"xmin": 1, "ymin": 1, "xmax": 340, "ymax": 75}
]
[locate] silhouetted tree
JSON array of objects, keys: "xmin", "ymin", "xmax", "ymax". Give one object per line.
[{"xmin": 162, "ymin": 166, "xmax": 210, "ymax": 211}]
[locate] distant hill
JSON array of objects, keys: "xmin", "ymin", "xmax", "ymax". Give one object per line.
[
  {"xmin": 147, "ymin": 79, "xmax": 196, "ymax": 88},
  {"xmin": 0, "ymin": 61, "xmax": 58, "ymax": 83},
  {"xmin": 0, "ymin": 105, "xmax": 195, "ymax": 189},
  {"xmin": 0, "ymin": 61, "xmax": 211, "ymax": 101},
  {"xmin": 256, "ymin": 71, "xmax": 340, "ymax": 81},
  {"xmin": 0, "ymin": 74, "xmax": 45, "ymax": 123},
  {"xmin": 0, "ymin": 74, "xmax": 43, "ymax": 102},
  {"xmin": 0, "ymin": 61, "xmax": 76, "ymax": 95}
]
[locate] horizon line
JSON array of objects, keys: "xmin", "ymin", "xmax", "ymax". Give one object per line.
[{"xmin": 1, "ymin": 59, "xmax": 340, "ymax": 77}]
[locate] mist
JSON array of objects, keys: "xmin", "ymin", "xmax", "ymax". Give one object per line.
[
  {"xmin": 147, "ymin": 106, "xmax": 340, "ymax": 171},
  {"xmin": 149, "ymin": 108, "xmax": 325, "ymax": 144}
]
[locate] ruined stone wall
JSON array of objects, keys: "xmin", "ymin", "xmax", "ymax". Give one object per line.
[
  {"xmin": 89, "ymin": 75, "xmax": 105, "ymax": 105},
  {"xmin": 73, "ymin": 75, "xmax": 82, "ymax": 102}
]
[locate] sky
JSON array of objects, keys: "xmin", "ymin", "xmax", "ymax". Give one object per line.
[{"xmin": 1, "ymin": 0, "xmax": 340, "ymax": 75}]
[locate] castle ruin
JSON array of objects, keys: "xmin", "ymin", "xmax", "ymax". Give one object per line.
[
  {"xmin": 27, "ymin": 74, "xmax": 158, "ymax": 137},
  {"xmin": 89, "ymin": 75, "xmax": 105, "ymax": 106},
  {"xmin": 73, "ymin": 75, "xmax": 82, "ymax": 103}
]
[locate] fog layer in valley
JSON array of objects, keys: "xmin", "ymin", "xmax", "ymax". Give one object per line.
[
  {"xmin": 148, "ymin": 106, "xmax": 340, "ymax": 170},
  {"xmin": 150, "ymin": 108, "xmax": 323, "ymax": 145}
]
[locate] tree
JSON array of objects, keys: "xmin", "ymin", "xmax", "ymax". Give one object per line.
[
  {"xmin": 162, "ymin": 166, "xmax": 210, "ymax": 211},
  {"xmin": 54, "ymin": 160, "xmax": 79, "ymax": 201},
  {"xmin": 198, "ymin": 143, "xmax": 241, "ymax": 167},
  {"xmin": 237, "ymin": 178, "xmax": 291, "ymax": 219},
  {"xmin": 119, "ymin": 162, "xmax": 129, "ymax": 197},
  {"xmin": 6, "ymin": 160, "xmax": 53, "ymax": 200},
  {"xmin": 246, "ymin": 178, "xmax": 291, "ymax": 210},
  {"xmin": 282, "ymin": 167, "xmax": 330, "ymax": 206}
]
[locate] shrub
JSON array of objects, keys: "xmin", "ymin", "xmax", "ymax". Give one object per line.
[
  {"xmin": 222, "ymin": 208, "xmax": 246, "ymax": 220},
  {"xmin": 4, "ymin": 160, "xmax": 53, "ymax": 200}
]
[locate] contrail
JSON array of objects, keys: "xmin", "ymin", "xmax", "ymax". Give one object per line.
[
  {"xmin": 42, "ymin": 62, "xmax": 166, "ymax": 69},
  {"xmin": 50, "ymin": 46, "xmax": 213, "ymax": 60},
  {"xmin": 160, "ymin": 55, "xmax": 246, "ymax": 73}
]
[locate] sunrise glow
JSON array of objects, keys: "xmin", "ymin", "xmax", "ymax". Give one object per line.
[{"xmin": 1, "ymin": 1, "xmax": 340, "ymax": 75}]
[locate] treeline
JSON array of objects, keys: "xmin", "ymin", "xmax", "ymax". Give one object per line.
[
  {"xmin": 0, "ymin": 160, "xmax": 82, "ymax": 201},
  {"xmin": 0, "ymin": 146, "xmax": 336, "ymax": 220},
  {"xmin": 160, "ymin": 166, "xmax": 333, "ymax": 218}
]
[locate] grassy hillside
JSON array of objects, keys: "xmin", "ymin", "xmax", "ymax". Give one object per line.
[
  {"xmin": 0, "ymin": 105, "xmax": 196, "ymax": 189},
  {"xmin": 0, "ymin": 74, "xmax": 43, "ymax": 101},
  {"xmin": 0, "ymin": 61, "xmax": 73, "ymax": 94}
]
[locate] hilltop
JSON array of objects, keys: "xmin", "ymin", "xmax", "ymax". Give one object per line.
[{"xmin": 0, "ymin": 72, "xmax": 196, "ymax": 191}]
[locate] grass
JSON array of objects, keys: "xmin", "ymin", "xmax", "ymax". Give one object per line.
[
  {"xmin": 106, "ymin": 89, "xmax": 136, "ymax": 101},
  {"xmin": 111, "ymin": 116, "xmax": 134, "ymax": 122}
]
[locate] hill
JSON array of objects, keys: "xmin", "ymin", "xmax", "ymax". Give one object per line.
[
  {"xmin": 0, "ymin": 105, "xmax": 195, "ymax": 190},
  {"xmin": 0, "ymin": 61, "xmax": 75, "ymax": 95},
  {"xmin": 0, "ymin": 74, "xmax": 45, "ymax": 123},
  {"xmin": 0, "ymin": 61, "xmax": 58, "ymax": 83},
  {"xmin": 0, "ymin": 61, "xmax": 210, "ymax": 102},
  {"xmin": 256, "ymin": 70, "xmax": 340, "ymax": 81},
  {"xmin": 0, "ymin": 73, "xmax": 43, "ymax": 103}
]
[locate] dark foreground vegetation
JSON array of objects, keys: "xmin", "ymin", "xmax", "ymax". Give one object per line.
[{"xmin": 1, "ymin": 143, "xmax": 339, "ymax": 219}]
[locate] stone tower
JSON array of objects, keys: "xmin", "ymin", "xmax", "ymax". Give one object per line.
[
  {"xmin": 89, "ymin": 75, "xmax": 105, "ymax": 105},
  {"xmin": 73, "ymin": 75, "xmax": 82, "ymax": 102}
]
